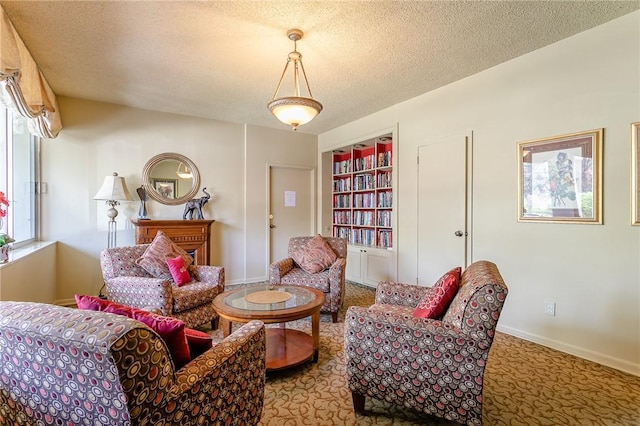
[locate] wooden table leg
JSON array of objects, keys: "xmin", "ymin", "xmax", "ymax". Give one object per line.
[
  {"xmin": 221, "ymin": 318, "xmax": 232, "ymax": 338},
  {"xmin": 311, "ymin": 309, "xmax": 320, "ymax": 362}
]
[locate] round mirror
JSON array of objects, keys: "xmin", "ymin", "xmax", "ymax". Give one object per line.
[{"xmin": 142, "ymin": 153, "xmax": 201, "ymax": 205}]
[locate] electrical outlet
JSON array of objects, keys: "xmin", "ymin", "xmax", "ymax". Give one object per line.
[{"xmin": 545, "ymin": 302, "xmax": 556, "ymax": 316}]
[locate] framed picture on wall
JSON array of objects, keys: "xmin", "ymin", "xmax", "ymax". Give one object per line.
[
  {"xmin": 152, "ymin": 178, "xmax": 177, "ymax": 199},
  {"xmin": 517, "ymin": 128, "xmax": 603, "ymax": 224},
  {"xmin": 632, "ymin": 122, "xmax": 640, "ymax": 225}
]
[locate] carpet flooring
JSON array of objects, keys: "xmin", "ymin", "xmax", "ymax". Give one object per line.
[{"xmin": 204, "ymin": 283, "xmax": 640, "ymax": 425}]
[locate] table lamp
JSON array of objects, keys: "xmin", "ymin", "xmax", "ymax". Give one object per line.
[{"xmin": 93, "ymin": 172, "xmax": 133, "ymax": 248}]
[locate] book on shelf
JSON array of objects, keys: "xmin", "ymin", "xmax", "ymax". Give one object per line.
[
  {"xmin": 376, "ymin": 171, "xmax": 392, "ymax": 188},
  {"xmin": 333, "ymin": 194, "xmax": 351, "ymax": 208},
  {"xmin": 333, "ymin": 177, "xmax": 351, "ymax": 192},
  {"xmin": 377, "ymin": 191, "xmax": 392, "ymax": 208},
  {"xmin": 354, "ymin": 154, "xmax": 375, "ymax": 171},
  {"xmin": 353, "ymin": 210, "xmax": 374, "ymax": 226},
  {"xmin": 353, "ymin": 173, "xmax": 375, "ymax": 190},
  {"xmin": 333, "ymin": 160, "xmax": 351, "ymax": 175},
  {"xmin": 377, "ymin": 151, "xmax": 392, "ymax": 168},
  {"xmin": 377, "ymin": 230, "xmax": 392, "ymax": 248},
  {"xmin": 353, "ymin": 192, "xmax": 375, "ymax": 208},
  {"xmin": 377, "ymin": 211, "xmax": 392, "ymax": 227}
]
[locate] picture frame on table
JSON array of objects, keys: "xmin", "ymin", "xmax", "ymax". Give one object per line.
[
  {"xmin": 152, "ymin": 178, "xmax": 177, "ymax": 200},
  {"xmin": 517, "ymin": 128, "xmax": 603, "ymax": 224},
  {"xmin": 632, "ymin": 122, "xmax": 640, "ymax": 225}
]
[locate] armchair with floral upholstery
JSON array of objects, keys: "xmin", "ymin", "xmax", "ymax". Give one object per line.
[
  {"xmin": 269, "ymin": 235, "xmax": 347, "ymax": 323},
  {"xmin": 344, "ymin": 260, "xmax": 508, "ymax": 426},
  {"xmin": 0, "ymin": 301, "xmax": 266, "ymax": 426},
  {"xmin": 100, "ymin": 243, "xmax": 224, "ymax": 329}
]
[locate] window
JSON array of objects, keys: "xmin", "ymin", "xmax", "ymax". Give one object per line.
[{"xmin": 0, "ymin": 108, "xmax": 39, "ymax": 247}]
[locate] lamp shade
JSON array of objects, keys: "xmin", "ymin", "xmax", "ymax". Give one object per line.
[
  {"xmin": 268, "ymin": 96, "xmax": 322, "ymax": 129},
  {"xmin": 93, "ymin": 172, "xmax": 134, "ymax": 201}
]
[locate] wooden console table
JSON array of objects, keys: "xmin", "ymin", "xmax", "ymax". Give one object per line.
[{"xmin": 131, "ymin": 219, "xmax": 214, "ymax": 265}]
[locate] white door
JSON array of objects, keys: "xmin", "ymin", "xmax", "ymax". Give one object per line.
[
  {"xmin": 417, "ymin": 135, "xmax": 469, "ymax": 286},
  {"xmin": 269, "ymin": 166, "xmax": 315, "ymax": 263}
]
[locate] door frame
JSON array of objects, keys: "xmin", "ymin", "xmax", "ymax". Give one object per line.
[{"xmin": 266, "ymin": 163, "xmax": 317, "ymax": 271}]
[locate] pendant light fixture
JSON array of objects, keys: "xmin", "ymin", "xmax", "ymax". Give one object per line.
[
  {"xmin": 176, "ymin": 162, "xmax": 193, "ymax": 179},
  {"xmin": 267, "ymin": 29, "xmax": 323, "ymax": 131}
]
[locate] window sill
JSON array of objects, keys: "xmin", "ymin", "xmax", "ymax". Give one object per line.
[{"xmin": 0, "ymin": 241, "xmax": 56, "ymax": 268}]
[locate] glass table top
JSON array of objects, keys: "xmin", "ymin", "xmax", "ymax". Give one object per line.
[{"xmin": 222, "ymin": 284, "xmax": 316, "ymax": 312}]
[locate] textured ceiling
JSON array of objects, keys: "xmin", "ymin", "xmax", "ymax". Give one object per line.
[{"xmin": 1, "ymin": 1, "xmax": 638, "ymax": 135}]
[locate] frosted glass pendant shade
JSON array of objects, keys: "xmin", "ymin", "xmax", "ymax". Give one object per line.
[{"xmin": 268, "ymin": 96, "xmax": 322, "ymax": 131}]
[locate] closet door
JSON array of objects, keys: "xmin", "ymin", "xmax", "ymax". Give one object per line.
[{"xmin": 417, "ymin": 134, "xmax": 470, "ymax": 286}]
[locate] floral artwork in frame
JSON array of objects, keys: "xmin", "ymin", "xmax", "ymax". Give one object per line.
[
  {"xmin": 632, "ymin": 122, "xmax": 640, "ymax": 225},
  {"xmin": 517, "ymin": 128, "xmax": 603, "ymax": 224},
  {"xmin": 152, "ymin": 178, "xmax": 177, "ymax": 199}
]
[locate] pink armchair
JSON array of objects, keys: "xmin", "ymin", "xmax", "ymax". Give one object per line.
[
  {"xmin": 269, "ymin": 236, "xmax": 347, "ymax": 322},
  {"xmin": 100, "ymin": 244, "xmax": 224, "ymax": 328},
  {"xmin": 344, "ymin": 260, "xmax": 508, "ymax": 426}
]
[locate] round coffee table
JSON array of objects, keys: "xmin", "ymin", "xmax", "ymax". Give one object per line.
[{"xmin": 212, "ymin": 285, "xmax": 326, "ymax": 371}]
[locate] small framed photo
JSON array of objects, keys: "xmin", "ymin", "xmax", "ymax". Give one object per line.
[
  {"xmin": 517, "ymin": 128, "xmax": 603, "ymax": 224},
  {"xmin": 632, "ymin": 122, "xmax": 640, "ymax": 225},
  {"xmin": 152, "ymin": 178, "xmax": 177, "ymax": 199}
]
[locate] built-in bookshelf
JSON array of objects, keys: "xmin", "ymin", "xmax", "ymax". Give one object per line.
[{"xmin": 332, "ymin": 134, "xmax": 393, "ymax": 249}]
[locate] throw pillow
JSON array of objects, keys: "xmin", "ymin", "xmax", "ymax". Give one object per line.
[
  {"xmin": 184, "ymin": 327, "xmax": 213, "ymax": 359},
  {"xmin": 166, "ymin": 255, "xmax": 192, "ymax": 286},
  {"xmin": 74, "ymin": 294, "xmax": 192, "ymax": 370},
  {"xmin": 75, "ymin": 293, "xmax": 111, "ymax": 311},
  {"xmin": 412, "ymin": 267, "xmax": 462, "ymax": 319},
  {"xmin": 136, "ymin": 230, "xmax": 194, "ymax": 280},
  {"xmin": 129, "ymin": 309, "xmax": 191, "ymax": 370},
  {"xmin": 290, "ymin": 234, "xmax": 338, "ymax": 274}
]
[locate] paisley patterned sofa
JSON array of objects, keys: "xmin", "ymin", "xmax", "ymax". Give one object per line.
[
  {"xmin": 100, "ymin": 244, "xmax": 225, "ymax": 329},
  {"xmin": 0, "ymin": 301, "xmax": 266, "ymax": 426},
  {"xmin": 269, "ymin": 236, "xmax": 347, "ymax": 323},
  {"xmin": 344, "ymin": 260, "xmax": 508, "ymax": 426}
]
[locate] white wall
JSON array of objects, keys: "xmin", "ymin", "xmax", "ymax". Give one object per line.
[
  {"xmin": 41, "ymin": 98, "xmax": 316, "ymax": 302},
  {"xmin": 319, "ymin": 12, "xmax": 640, "ymax": 375}
]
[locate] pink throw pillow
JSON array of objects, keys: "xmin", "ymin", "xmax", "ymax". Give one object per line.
[
  {"xmin": 166, "ymin": 255, "xmax": 192, "ymax": 286},
  {"xmin": 291, "ymin": 234, "xmax": 338, "ymax": 274},
  {"xmin": 135, "ymin": 230, "xmax": 194, "ymax": 280},
  {"xmin": 412, "ymin": 267, "xmax": 461, "ymax": 319},
  {"xmin": 74, "ymin": 294, "xmax": 192, "ymax": 370},
  {"xmin": 75, "ymin": 294, "xmax": 111, "ymax": 311},
  {"xmin": 184, "ymin": 327, "xmax": 213, "ymax": 359},
  {"xmin": 130, "ymin": 309, "xmax": 191, "ymax": 370}
]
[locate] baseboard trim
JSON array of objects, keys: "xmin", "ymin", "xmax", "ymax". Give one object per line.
[
  {"xmin": 55, "ymin": 298, "xmax": 76, "ymax": 308},
  {"xmin": 227, "ymin": 277, "xmax": 268, "ymax": 286},
  {"xmin": 346, "ymin": 280, "xmax": 376, "ymax": 290},
  {"xmin": 497, "ymin": 324, "xmax": 639, "ymax": 377}
]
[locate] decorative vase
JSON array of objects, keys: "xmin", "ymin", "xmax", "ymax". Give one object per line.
[{"xmin": 137, "ymin": 186, "xmax": 150, "ymax": 220}]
